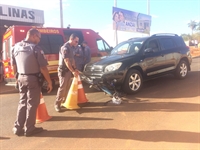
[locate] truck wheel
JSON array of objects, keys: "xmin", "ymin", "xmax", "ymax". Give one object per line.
[
  {"xmin": 123, "ymin": 69, "xmax": 143, "ymax": 94},
  {"xmin": 175, "ymin": 60, "xmax": 188, "ymax": 79}
]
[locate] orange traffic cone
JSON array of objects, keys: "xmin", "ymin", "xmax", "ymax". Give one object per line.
[
  {"xmin": 36, "ymin": 93, "xmax": 52, "ymax": 123},
  {"xmin": 62, "ymin": 77, "xmax": 80, "ymax": 109},
  {"xmin": 77, "ymin": 75, "xmax": 88, "ymax": 104}
]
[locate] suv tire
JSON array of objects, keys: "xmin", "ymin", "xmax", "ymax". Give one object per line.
[
  {"xmin": 175, "ymin": 60, "xmax": 188, "ymax": 79},
  {"xmin": 123, "ymin": 69, "xmax": 143, "ymax": 94}
]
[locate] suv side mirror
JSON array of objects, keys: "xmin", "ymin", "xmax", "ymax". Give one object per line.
[{"xmin": 144, "ymin": 48, "xmax": 154, "ymax": 53}]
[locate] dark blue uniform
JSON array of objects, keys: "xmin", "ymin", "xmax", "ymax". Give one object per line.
[
  {"xmin": 55, "ymin": 42, "xmax": 75, "ymax": 107},
  {"xmin": 74, "ymin": 45, "xmax": 84, "ymax": 71},
  {"xmin": 11, "ymin": 40, "xmax": 48, "ymax": 134}
]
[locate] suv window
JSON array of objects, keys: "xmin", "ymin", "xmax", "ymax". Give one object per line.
[
  {"xmin": 174, "ymin": 37, "xmax": 186, "ymax": 47},
  {"xmin": 159, "ymin": 38, "xmax": 176, "ymax": 50},
  {"xmin": 111, "ymin": 38, "xmax": 145, "ymax": 55},
  {"xmin": 116, "ymin": 43, "xmax": 129, "ymax": 54},
  {"xmin": 144, "ymin": 39, "xmax": 159, "ymax": 52},
  {"xmin": 111, "ymin": 42, "xmax": 130, "ymax": 55}
]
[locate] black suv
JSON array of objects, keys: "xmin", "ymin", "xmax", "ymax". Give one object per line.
[{"xmin": 83, "ymin": 34, "xmax": 192, "ymax": 94}]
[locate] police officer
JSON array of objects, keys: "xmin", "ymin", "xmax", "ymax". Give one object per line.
[
  {"xmin": 81, "ymin": 41, "xmax": 91, "ymax": 66},
  {"xmin": 74, "ymin": 45, "xmax": 84, "ymax": 72},
  {"xmin": 55, "ymin": 33, "xmax": 79, "ymax": 112},
  {"xmin": 11, "ymin": 28, "xmax": 53, "ymax": 137}
]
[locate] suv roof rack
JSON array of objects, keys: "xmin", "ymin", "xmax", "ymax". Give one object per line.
[
  {"xmin": 128, "ymin": 37, "xmax": 141, "ymax": 40},
  {"xmin": 128, "ymin": 36, "xmax": 150, "ymax": 40},
  {"xmin": 151, "ymin": 33, "xmax": 178, "ymax": 37}
]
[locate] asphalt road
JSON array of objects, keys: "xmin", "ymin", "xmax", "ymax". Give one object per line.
[{"xmin": 0, "ymin": 57, "xmax": 200, "ymax": 150}]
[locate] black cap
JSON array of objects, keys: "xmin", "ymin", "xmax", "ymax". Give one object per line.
[{"xmin": 82, "ymin": 41, "xmax": 87, "ymax": 44}]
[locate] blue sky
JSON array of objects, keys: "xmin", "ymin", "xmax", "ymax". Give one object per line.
[{"xmin": 1, "ymin": 0, "xmax": 200, "ymax": 46}]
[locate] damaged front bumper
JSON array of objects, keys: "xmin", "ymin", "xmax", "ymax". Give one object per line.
[{"xmin": 79, "ymin": 72, "xmax": 123, "ymax": 98}]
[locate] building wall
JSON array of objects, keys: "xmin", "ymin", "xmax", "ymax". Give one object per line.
[{"xmin": 0, "ymin": 4, "xmax": 44, "ymax": 24}]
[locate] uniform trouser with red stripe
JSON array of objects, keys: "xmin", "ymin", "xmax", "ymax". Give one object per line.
[
  {"xmin": 14, "ymin": 74, "xmax": 41, "ymax": 133},
  {"xmin": 55, "ymin": 71, "xmax": 72, "ymax": 106}
]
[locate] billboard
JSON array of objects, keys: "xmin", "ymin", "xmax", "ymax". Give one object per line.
[
  {"xmin": 0, "ymin": 4, "xmax": 44, "ymax": 24},
  {"xmin": 112, "ymin": 7, "xmax": 151, "ymax": 34}
]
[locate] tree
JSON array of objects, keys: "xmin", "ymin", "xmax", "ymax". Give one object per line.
[
  {"xmin": 181, "ymin": 34, "xmax": 192, "ymax": 41},
  {"xmin": 195, "ymin": 22, "xmax": 200, "ymax": 31},
  {"xmin": 188, "ymin": 20, "xmax": 197, "ymax": 35}
]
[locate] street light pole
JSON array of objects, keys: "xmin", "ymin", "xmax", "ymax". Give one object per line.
[
  {"xmin": 147, "ymin": 0, "xmax": 150, "ymax": 36},
  {"xmin": 114, "ymin": 0, "xmax": 118, "ymax": 45},
  {"xmin": 147, "ymin": 0, "xmax": 150, "ymax": 15},
  {"xmin": 60, "ymin": 0, "xmax": 63, "ymax": 28},
  {"xmin": 114, "ymin": 0, "xmax": 117, "ymax": 7}
]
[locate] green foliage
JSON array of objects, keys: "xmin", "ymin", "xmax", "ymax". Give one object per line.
[
  {"xmin": 188, "ymin": 20, "xmax": 198, "ymax": 35},
  {"xmin": 181, "ymin": 32, "xmax": 200, "ymax": 41},
  {"xmin": 193, "ymin": 32, "xmax": 200, "ymax": 42},
  {"xmin": 196, "ymin": 22, "xmax": 200, "ymax": 31},
  {"xmin": 181, "ymin": 21, "xmax": 200, "ymax": 42},
  {"xmin": 181, "ymin": 34, "xmax": 192, "ymax": 41}
]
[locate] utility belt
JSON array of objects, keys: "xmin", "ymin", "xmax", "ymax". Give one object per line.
[
  {"xmin": 19, "ymin": 73, "xmax": 39, "ymax": 76},
  {"xmin": 17, "ymin": 72, "xmax": 44, "ymax": 87},
  {"xmin": 58, "ymin": 65, "xmax": 69, "ymax": 77}
]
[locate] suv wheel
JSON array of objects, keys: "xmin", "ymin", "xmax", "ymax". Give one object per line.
[
  {"xmin": 175, "ymin": 60, "xmax": 188, "ymax": 79},
  {"xmin": 123, "ymin": 69, "xmax": 143, "ymax": 94}
]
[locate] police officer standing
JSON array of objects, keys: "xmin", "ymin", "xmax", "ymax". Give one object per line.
[
  {"xmin": 74, "ymin": 45, "xmax": 84, "ymax": 72},
  {"xmin": 11, "ymin": 28, "xmax": 52, "ymax": 137},
  {"xmin": 55, "ymin": 33, "xmax": 79, "ymax": 112},
  {"xmin": 81, "ymin": 41, "xmax": 91, "ymax": 66}
]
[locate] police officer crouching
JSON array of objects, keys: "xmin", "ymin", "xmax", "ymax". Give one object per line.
[
  {"xmin": 11, "ymin": 28, "xmax": 53, "ymax": 137},
  {"xmin": 55, "ymin": 33, "xmax": 79, "ymax": 112}
]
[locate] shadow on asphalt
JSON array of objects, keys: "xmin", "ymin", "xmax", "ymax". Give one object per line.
[
  {"xmin": 48, "ymin": 116, "xmax": 113, "ymax": 121},
  {"xmin": 126, "ymin": 71, "xmax": 200, "ymax": 99},
  {"xmin": 33, "ymin": 129, "xmax": 200, "ymax": 143},
  {"xmin": 0, "ymin": 136, "xmax": 10, "ymax": 140},
  {"xmin": 73, "ymin": 100, "xmax": 200, "ymax": 114}
]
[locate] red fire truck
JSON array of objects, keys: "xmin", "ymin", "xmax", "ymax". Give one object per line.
[{"xmin": 2, "ymin": 25, "xmax": 112, "ymax": 88}]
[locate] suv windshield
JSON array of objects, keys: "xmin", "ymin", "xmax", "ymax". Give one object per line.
[{"xmin": 111, "ymin": 38, "xmax": 147, "ymax": 55}]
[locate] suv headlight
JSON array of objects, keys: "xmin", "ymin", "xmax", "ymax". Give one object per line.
[{"xmin": 104, "ymin": 62, "xmax": 122, "ymax": 73}]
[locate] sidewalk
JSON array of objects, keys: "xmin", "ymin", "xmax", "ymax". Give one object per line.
[
  {"xmin": 0, "ymin": 81, "xmax": 17, "ymax": 94},
  {"xmin": 190, "ymin": 47, "xmax": 200, "ymax": 58}
]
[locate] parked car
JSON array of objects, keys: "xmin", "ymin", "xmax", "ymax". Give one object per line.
[{"xmin": 83, "ymin": 33, "xmax": 192, "ymax": 94}]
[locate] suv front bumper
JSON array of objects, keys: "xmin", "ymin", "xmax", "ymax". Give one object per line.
[{"xmin": 82, "ymin": 70, "xmax": 125, "ymax": 87}]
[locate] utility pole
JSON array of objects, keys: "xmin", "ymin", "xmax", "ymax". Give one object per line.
[
  {"xmin": 147, "ymin": 0, "xmax": 150, "ymax": 15},
  {"xmin": 114, "ymin": 0, "xmax": 118, "ymax": 45},
  {"xmin": 60, "ymin": 0, "xmax": 63, "ymax": 28},
  {"xmin": 147, "ymin": 0, "xmax": 150, "ymax": 36}
]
